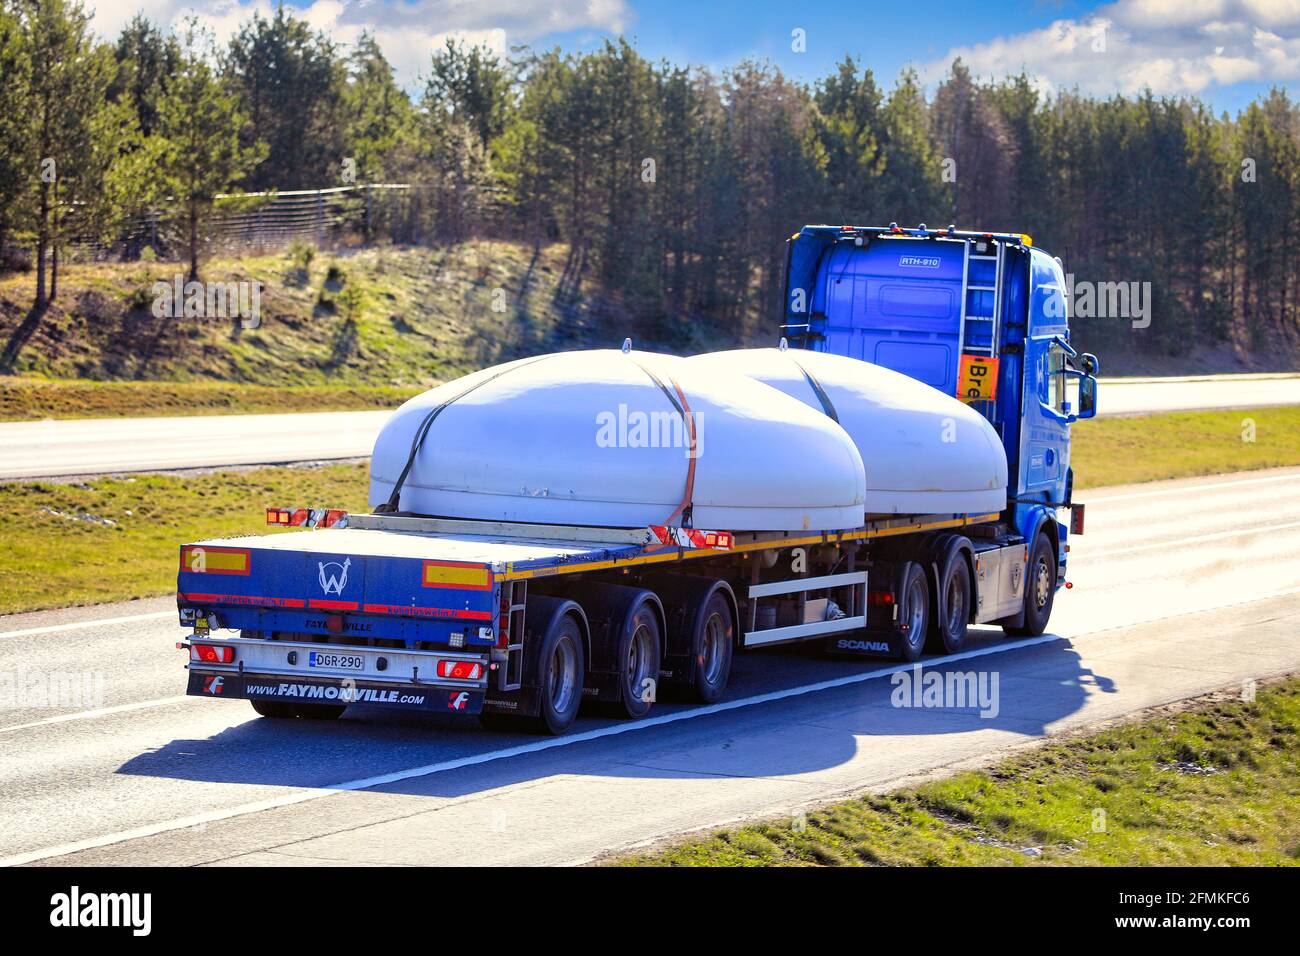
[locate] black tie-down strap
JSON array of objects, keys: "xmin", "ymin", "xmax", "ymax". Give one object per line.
[
  {"xmin": 623, "ymin": 354, "xmax": 697, "ymax": 529},
  {"xmin": 784, "ymin": 354, "xmax": 839, "ymax": 422},
  {"xmin": 375, "ymin": 355, "xmax": 554, "ymax": 514}
]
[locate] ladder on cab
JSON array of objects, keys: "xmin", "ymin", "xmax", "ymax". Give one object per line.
[{"xmin": 955, "ymin": 237, "xmax": 1004, "ymax": 420}]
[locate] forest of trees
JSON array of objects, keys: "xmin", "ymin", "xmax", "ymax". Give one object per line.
[{"xmin": 2, "ymin": 0, "xmax": 1300, "ymax": 361}]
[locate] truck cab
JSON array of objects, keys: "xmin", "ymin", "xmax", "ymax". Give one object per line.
[{"xmin": 781, "ymin": 223, "xmax": 1098, "ymax": 600}]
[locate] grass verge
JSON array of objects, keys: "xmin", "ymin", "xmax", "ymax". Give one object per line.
[
  {"xmin": 0, "ymin": 406, "xmax": 1296, "ymax": 615},
  {"xmin": 0, "ymin": 463, "xmax": 368, "ymax": 614},
  {"xmin": 0, "ymin": 377, "xmax": 420, "ymax": 421},
  {"xmin": 1072, "ymin": 405, "xmax": 1300, "ymax": 489},
  {"xmin": 615, "ymin": 679, "xmax": 1300, "ymax": 866}
]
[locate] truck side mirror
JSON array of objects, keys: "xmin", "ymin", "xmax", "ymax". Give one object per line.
[
  {"xmin": 1080, "ymin": 352, "xmax": 1099, "ymax": 376},
  {"xmin": 1078, "ymin": 375, "xmax": 1097, "ymax": 419}
]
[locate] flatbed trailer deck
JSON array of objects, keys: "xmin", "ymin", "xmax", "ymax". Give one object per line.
[{"xmin": 180, "ymin": 507, "xmax": 1035, "ymax": 733}]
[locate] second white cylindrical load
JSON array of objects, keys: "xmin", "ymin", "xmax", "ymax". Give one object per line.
[
  {"xmin": 686, "ymin": 348, "xmax": 1010, "ymax": 516},
  {"xmin": 369, "ymin": 349, "xmax": 868, "ymax": 531}
]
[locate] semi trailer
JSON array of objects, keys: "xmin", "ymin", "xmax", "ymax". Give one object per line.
[{"xmin": 178, "ymin": 224, "xmax": 1098, "ymax": 734}]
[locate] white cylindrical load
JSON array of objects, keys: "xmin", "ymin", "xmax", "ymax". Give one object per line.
[
  {"xmin": 687, "ymin": 348, "xmax": 1009, "ymax": 516},
  {"xmin": 369, "ymin": 349, "xmax": 867, "ymax": 531}
]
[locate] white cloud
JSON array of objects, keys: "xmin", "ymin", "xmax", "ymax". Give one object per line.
[
  {"xmin": 85, "ymin": 0, "xmax": 628, "ymax": 87},
  {"xmin": 923, "ymin": 0, "xmax": 1300, "ymax": 97}
]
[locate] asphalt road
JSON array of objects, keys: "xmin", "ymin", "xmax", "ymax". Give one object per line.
[
  {"xmin": 0, "ymin": 466, "xmax": 1297, "ymax": 866},
  {"xmin": 3, "ymin": 373, "xmax": 1299, "ymax": 479}
]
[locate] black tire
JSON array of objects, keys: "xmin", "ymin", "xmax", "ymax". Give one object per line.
[
  {"xmin": 250, "ymin": 699, "xmax": 297, "ymax": 719},
  {"xmin": 478, "ymin": 712, "xmax": 523, "ymax": 732},
  {"xmin": 1004, "ymin": 532, "xmax": 1056, "ymax": 637},
  {"xmin": 687, "ymin": 591, "xmax": 734, "ymax": 703},
  {"xmin": 896, "ymin": 561, "xmax": 930, "ymax": 662},
  {"xmin": 611, "ymin": 598, "xmax": 662, "ymax": 719},
  {"xmin": 531, "ymin": 612, "xmax": 586, "ymax": 735},
  {"xmin": 927, "ymin": 553, "xmax": 971, "ymax": 654},
  {"xmin": 293, "ymin": 703, "xmax": 346, "ymax": 720}
]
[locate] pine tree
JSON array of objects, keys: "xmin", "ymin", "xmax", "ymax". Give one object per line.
[
  {"xmin": 108, "ymin": 13, "xmax": 179, "ymax": 137},
  {"xmin": 224, "ymin": 7, "xmax": 345, "ymax": 189},
  {"xmin": 0, "ymin": 3, "xmax": 32, "ymax": 261},
  {"xmin": 156, "ymin": 20, "xmax": 266, "ymax": 281}
]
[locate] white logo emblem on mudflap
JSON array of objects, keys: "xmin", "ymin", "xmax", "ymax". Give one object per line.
[{"xmin": 318, "ymin": 558, "xmax": 351, "ymax": 595}]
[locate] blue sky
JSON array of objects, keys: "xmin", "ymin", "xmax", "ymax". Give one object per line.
[{"xmin": 91, "ymin": 1, "xmax": 1300, "ymax": 114}]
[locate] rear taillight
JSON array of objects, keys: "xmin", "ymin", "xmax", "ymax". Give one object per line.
[
  {"xmin": 437, "ymin": 660, "xmax": 483, "ymax": 680},
  {"xmin": 192, "ymin": 644, "xmax": 234, "ymax": 664},
  {"xmin": 266, "ymin": 507, "xmax": 348, "ymax": 528},
  {"xmin": 1070, "ymin": 503, "xmax": 1086, "ymax": 536},
  {"xmin": 498, "ymin": 591, "xmax": 510, "ymax": 648}
]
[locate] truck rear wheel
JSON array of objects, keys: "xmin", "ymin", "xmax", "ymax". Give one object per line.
[
  {"xmin": 688, "ymin": 591, "xmax": 734, "ymax": 703},
  {"xmin": 1004, "ymin": 532, "xmax": 1056, "ymax": 637},
  {"xmin": 293, "ymin": 703, "xmax": 346, "ymax": 720},
  {"xmin": 250, "ymin": 699, "xmax": 297, "ymax": 719},
  {"xmin": 928, "ymin": 553, "xmax": 970, "ymax": 654},
  {"xmin": 896, "ymin": 562, "xmax": 929, "ymax": 662},
  {"xmin": 611, "ymin": 598, "xmax": 662, "ymax": 719},
  {"xmin": 533, "ymin": 612, "xmax": 586, "ymax": 735}
]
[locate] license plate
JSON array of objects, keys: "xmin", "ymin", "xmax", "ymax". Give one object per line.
[{"xmin": 308, "ymin": 651, "xmax": 365, "ymax": 670}]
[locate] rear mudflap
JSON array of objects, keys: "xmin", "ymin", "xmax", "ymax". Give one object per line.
[
  {"xmin": 188, "ymin": 671, "xmax": 484, "ymax": 715},
  {"xmin": 821, "ymin": 632, "xmax": 898, "ymax": 658}
]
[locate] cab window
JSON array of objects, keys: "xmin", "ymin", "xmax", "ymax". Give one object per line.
[{"xmin": 1045, "ymin": 342, "xmax": 1068, "ymax": 414}]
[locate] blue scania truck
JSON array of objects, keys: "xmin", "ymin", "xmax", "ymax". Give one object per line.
[{"xmin": 178, "ymin": 224, "xmax": 1098, "ymax": 735}]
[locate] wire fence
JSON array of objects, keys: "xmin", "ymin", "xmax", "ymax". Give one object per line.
[{"xmin": 62, "ymin": 182, "xmax": 512, "ymax": 263}]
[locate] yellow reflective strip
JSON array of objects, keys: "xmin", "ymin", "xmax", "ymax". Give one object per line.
[
  {"xmin": 203, "ymin": 550, "xmax": 249, "ymax": 572},
  {"xmin": 423, "ymin": 562, "xmax": 491, "ymax": 589},
  {"xmin": 499, "ymin": 514, "xmax": 1001, "ymax": 581}
]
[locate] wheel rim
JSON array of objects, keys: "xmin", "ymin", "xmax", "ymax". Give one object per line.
[
  {"xmin": 700, "ymin": 611, "xmax": 727, "ymax": 686},
  {"xmin": 946, "ymin": 574, "xmax": 965, "ymax": 634},
  {"xmin": 627, "ymin": 622, "xmax": 655, "ymax": 695},
  {"xmin": 1033, "ymin": 556, "xmax": 1051, "ymax": 610},
  {"xmin": 907, "ymin": 578, "xmax": 926, "ymax": 646},
  {"xmin": 548, "ymin": 635, "xmax": 578, "ymax": 714}
]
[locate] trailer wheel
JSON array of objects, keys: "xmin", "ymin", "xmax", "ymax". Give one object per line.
[
  {"xmin": 897, "ymin": 562, "xmax": 929, "ymax": 662},
  {"xmin": 1004, "ymin": 532, "xmax": 1056, "ymax": 637},
  {"xmin": 928, "ymin": 553, "xmax": 970, "ymax": 654},
  {"xmin": 611, "ymin": 597, "xmax": 662, "ymax": 719},
  {"xmin": 250, "ymin": 700, "xmax": 297, "ymax": 719},
  {"xmin": 293, "ymin": 703, "xmax": 346, "ymax": 720},
  {"xmin": 532, "ymin": 612, "xmax": 586, "ymax": 735},
  {"xmin": 688, "ymin": 591, "xmax": 734, "ymax": 703}
]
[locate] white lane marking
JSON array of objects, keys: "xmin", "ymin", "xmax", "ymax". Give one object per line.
[
  {"xmin": 1086, "ymin": 471, "xmax": 1300, "ymax": 503},
  {"xmin": 0, "ymin": 610, "xmax": 175, "ymax": 639},
  {"xmin": 0, "ymin": 697, "xmax": 195, "ymax": 735},
  {"xmin": 10, "ymin": 578, "xmax": 1300, "ymax": 736},
  {"xmin": 1077, "ymin": 519, "xmax": 1300, "ymax": 560},
  {"xmin": 0, "ymin": 633, "xmax": 1066, "ymax": 867},
  {"xmin": 8, "ymin": 584, "xmax": 1300, "ymax": 865}
]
